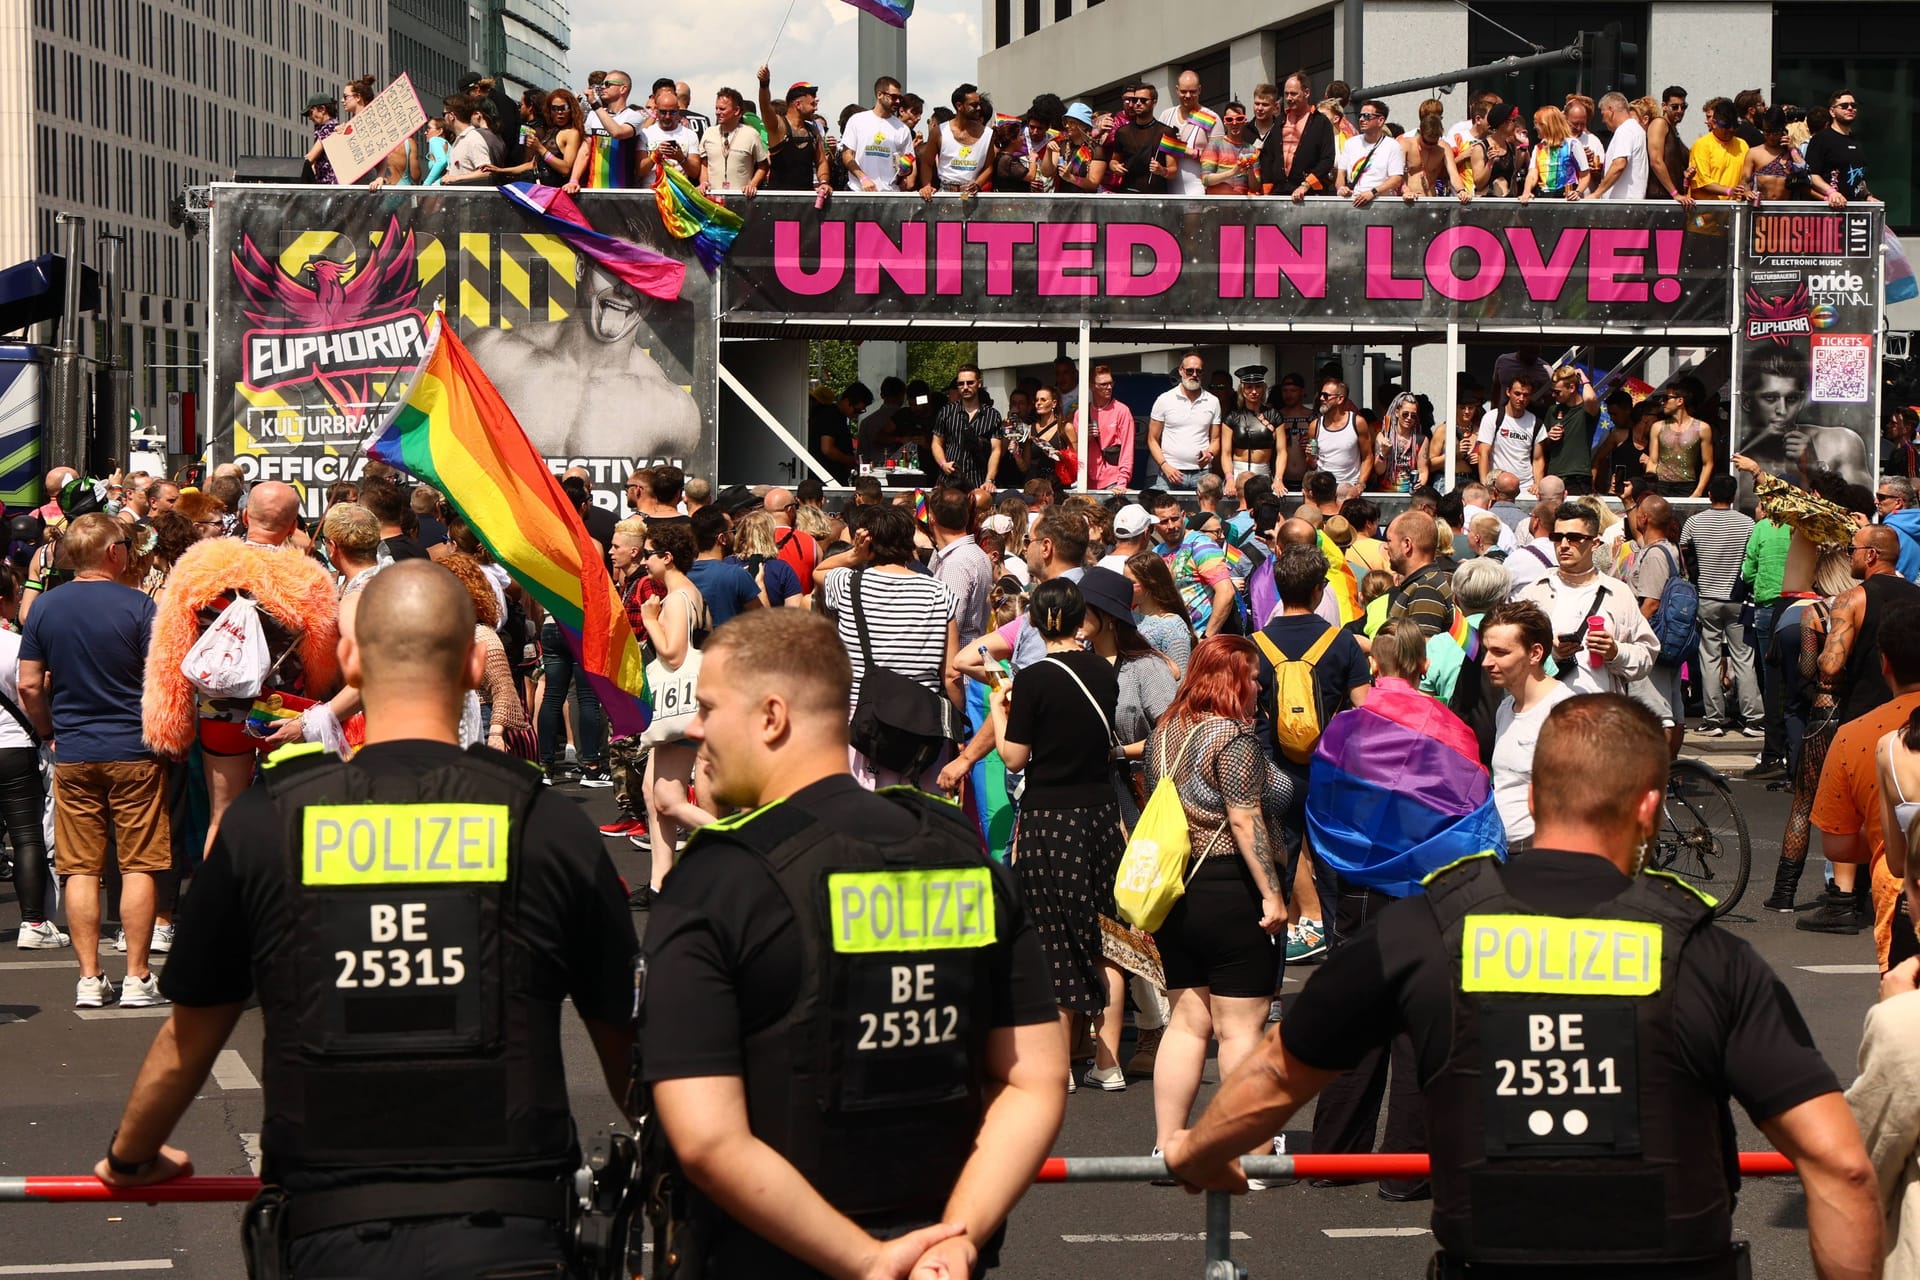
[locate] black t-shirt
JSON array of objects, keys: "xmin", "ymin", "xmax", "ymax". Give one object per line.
[
  {"xmin": 810, "ymin": 400, "xmax": 855, "ymax": 484},
  {"xmin": 1803, "ymin": 128, "xmax": 1868, "ymax": 200},
  {"xmin": 1251, "ymin": 613, "xmax": 1371, "ymax": 764},
  {"xmin": 638, "ymin": 776, "xmax": 1056, "ymax": 1083},
  {"xmin": 380, "ymin": 535, "xmax": 430, "ymax": 562},
  {"xmin": 1004, "ymin": 649, "xmax": 1121, "ymax": 806},
  {"xmin": 1111, "ymin": 120, "xmax": 1172, "ymax": 193},
  {"xmin": 162, "ymin": 742, "xmax": 639, "ymax": 1019},
  {"xmin": 582, "ymin": 502, "xmax": 618, "ymax": 572},
  {"xmin": 1281, "ymin": 853, "xmax": 1840, "ymax": 1127},
  {"xmin": 416, "ymin": 513, "xmax": 449, "ymax": 549},
  {"xmin": 1541, "ymin": 403, "xmax": 1595, "ymax": 479}
]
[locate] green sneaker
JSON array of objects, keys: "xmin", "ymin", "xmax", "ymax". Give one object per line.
[{"xmin": 1285, "ymin": 917, "xmax": 1327, "ymax": 964}]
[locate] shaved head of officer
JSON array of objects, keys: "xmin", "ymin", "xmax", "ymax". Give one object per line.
[{"xmin": 341, "ymin": 560, "xmax": 486, "ymax": 741}]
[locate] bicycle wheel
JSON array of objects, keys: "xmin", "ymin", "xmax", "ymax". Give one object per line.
[{"xmin": 1654, "ymin": 758, "xmax": 1752, "ymax": 917}]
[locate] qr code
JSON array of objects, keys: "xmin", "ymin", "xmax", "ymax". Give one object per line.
[{"xmin": 1811, "ymin": 335, "xmax": 1872, "ymax": 404}]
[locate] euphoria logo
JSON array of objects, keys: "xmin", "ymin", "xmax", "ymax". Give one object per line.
[
  {"xmin": 1744, "ymin": 283, "xmax": 1812, "ymax": 343},
  {"xmin": 232, "ymin": 219, "xmax": 426, "ymax": 391}
]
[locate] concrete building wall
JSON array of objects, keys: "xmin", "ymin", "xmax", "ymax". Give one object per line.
[{"xmin": 1359, "ymin": 0, "xmax": 1469, "ymax": 127}]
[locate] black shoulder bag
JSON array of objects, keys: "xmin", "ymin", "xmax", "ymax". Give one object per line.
[{"xmin": 846, "ymin": 569, "xmax": 963, "ymax": 775}]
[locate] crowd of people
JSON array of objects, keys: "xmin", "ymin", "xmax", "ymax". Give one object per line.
[
  {"xmin": 8, "ymin": 422, "xmax": 1920, "ymax": 1265},
  {"xmin": 302, "ymin": 63, "xmax": 1879, "ymax": 211}
]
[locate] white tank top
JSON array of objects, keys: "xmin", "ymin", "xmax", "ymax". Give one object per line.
[
  {"xmin": 1316, "ymin": 413, "xmax": 1364, "ymax": 485},
  {"xmin": 936, "ymin": 122, "xmax": 988, "ymax": 187}
]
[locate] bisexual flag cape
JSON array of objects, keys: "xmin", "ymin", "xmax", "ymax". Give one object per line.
[{"xmin": 1306, "ymin": 680, "xmax": 1505, "ymax": 898}]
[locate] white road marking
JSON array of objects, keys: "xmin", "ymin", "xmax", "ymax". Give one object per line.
[
  {"xmin": 0, "ymin": 1263, "xmax": 175, "ymax": 1274},
  {"xmin": 1797, "ymin": 964, "xmax": 1881, "ymax": 975},
  {"xmin": 240, "ymin": 1133, "xmax": 262, "ymax": 1176},
  {"xmin": 1062, "ymin": 1233, "xmax": 1251, "ymax": 1243},
  {"xmin": 213, "ymin": 1049, "xmax": 260, "ymax": 1091},
  {"xmin": 1322, "ymin": 1227, "xmax": 1432, "ymax": 1239},
  {"xmin": 72, "ymin": 1007, "xmax": 172, "ymax": 1021},
  {"xmin": 0, "ymin": 960, "xmax": 90, "ymax": 971}
]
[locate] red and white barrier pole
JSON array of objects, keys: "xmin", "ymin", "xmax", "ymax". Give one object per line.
[{"xmin": 0, "ymin": 1152, "xmax": 1797, "ymax": 1203}]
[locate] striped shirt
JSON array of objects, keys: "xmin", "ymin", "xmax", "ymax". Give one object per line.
[
  {"xmin": 1680, "ymin": 507, "xmax": 1756, "ymax": 601},
  {"xmin": 822, "ymin": 566, "xmax": 957, "ymax": 703}
]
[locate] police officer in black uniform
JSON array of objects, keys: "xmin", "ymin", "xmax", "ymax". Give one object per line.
[
  {"xmin": 1164, "ymin": 693, "xmax": 1883, "ymax": 1278},
  {"xmin": 95, "ymin": 561, "xmax": 642, "ymax": 1278},
  {"xmin": 639, "ymin": 609, "xmax": 1063, "ymax": 1280}
]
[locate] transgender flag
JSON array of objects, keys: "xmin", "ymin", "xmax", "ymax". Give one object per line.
[{"xmin": 1306, "ymin": 680, "xmax": 1505, "ymax": 898}]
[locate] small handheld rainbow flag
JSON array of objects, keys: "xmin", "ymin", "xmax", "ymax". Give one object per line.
[
  {"xmin": 653, "ymin": 163, "xmax": 744, "ymax": 271},
  {"xmin": 368, "ymin": 314, "xmax": 651, "ymax": 735},
  {"xmin": 992, "ymin": 112, "xmax": 1022, "ymax": 129},
  {"xmin": 1156, "ymin": 132, "xmax": 1190, "ymax": 160},
  {"xmin": 1187, "ymin": 106, "xmax": 1220, "ymax": 132},
  {"xmin": 840, "ymin": 0, "xmax": 911, "ymax": 26}
]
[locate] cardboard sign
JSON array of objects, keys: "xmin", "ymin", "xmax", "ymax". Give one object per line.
[{"xmin": 323, "ymin": 74, "xmax": 427, "ymax": 185}]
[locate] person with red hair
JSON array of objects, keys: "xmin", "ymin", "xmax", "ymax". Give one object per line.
[{"xmin": 1145, "ymin": 635, "xmax": 1289, "ymax": 1174}]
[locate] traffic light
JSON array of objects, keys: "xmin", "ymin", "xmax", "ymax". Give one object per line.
[{"xmin": 1589, "ymin": 22, "xmax": 1640, "ymax": 96}]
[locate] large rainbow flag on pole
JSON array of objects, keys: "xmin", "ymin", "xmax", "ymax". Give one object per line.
[{"xmin": 367, "ymin": 313, "xmax": 651, "ymax": 735}]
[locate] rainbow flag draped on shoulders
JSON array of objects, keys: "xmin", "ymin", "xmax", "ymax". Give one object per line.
[
  {"xmin": 1306, "ymin": 679, "xmax": 1504, "ymax": 898},
  {"xmin": 367, "ymin": 313, "xmax": 651, "ymax": 735}
]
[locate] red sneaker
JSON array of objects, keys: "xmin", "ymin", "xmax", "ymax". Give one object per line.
[{"xmin": 599, "ymin": 816, "xmax": 646, "ymax": 837}]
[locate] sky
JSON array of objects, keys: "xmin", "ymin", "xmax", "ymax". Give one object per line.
[{"xmin": 566, "ymin": 0, "xmax": 984, "ymax": 127}]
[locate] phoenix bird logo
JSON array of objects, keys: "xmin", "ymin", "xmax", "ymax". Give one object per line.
[
  {"xmin": 1744, "ymin": 283, "xmax": 1812, "ymax": 345},
  {"xmin": 232, "ymin": 218, "xmax": 422, "ymax": 328}
]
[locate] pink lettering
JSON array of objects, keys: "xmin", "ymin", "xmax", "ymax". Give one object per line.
[
  {"xmin": 1038, "ymin": 223, "xmax": 1099, "ymax": 297},
  {"xmin": 1652, "ymin": 230, "xmax": 1683, "ymax": 304},
  {"xmin": 853, "ymin": 221, "xmax": 927, "ymax": 295},
  {"xmin": 1252, "ymin": 225, "xmax": 1327, "ymax": 299},
  {"xmin": 1104, "ymin": 223, "xmax": 1182, "ymax": 297},
  {"xmin": 1503, "ymin": 227, "xmax": 1586, "ymax": 301},
  {"xmin": 1586, "ymin": 228, "xmax": 1649, "ymax": 303},
  {"xmin": 1217, "ymin": 226, "xmax": 1245, "ymax": 299},
  {"xmin": 965, "ymin": 222, "xmax": 1037, "ymax": 296},
  {"xmin": 1423, "ymin": 226, "xmax": 1506, "ymax": 301},
  {"xmin": 935, "ymin": 221, "xmax": 964, "ymax": 295},
  {"xmin": 772, "ymin": 221, "xmax": 844, "ymax": 296},
  {"xmin": 1365, "ymin": 225, "xmax": 1422, "ymax": 300}
]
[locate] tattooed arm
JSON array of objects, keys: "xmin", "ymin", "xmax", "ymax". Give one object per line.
[
  {"xmin": 1219, "ymin": 728, "xmax": 1287, "ymax": 934},
  {"xmin": 1817, "ymin": 587, "xmax": 1862, "ymax": 686},
  {"xmin": 1227, "ymin": 804, "xmax": 1288, "ymax": 935}
]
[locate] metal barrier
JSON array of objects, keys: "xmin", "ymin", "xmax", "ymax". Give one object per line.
[{"xmin": 2, "ymin": 1153, "xmax": 1800, "ymax": 1280}]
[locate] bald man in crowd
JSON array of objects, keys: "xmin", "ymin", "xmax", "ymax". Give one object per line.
[{"xmin": 1821, "ymin": 523, "xmax": 1920, "ymax": 724}]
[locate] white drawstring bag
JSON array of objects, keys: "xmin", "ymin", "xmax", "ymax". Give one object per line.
[{"xmin": 181, "ymin": 596, "xmax": 271, "ymax": 699}]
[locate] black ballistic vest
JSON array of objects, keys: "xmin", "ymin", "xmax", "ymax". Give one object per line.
[
  {"xmin": 255, "ymin": 745, "xmax": 569, "ymax": 1189},
  {"xmin": 1415, "ymin": 854, "xmax": 1734, "ymax": 1268},
  {"xmin": 682, "ymin": 788, "xmax": 998, "ymax": 1270}
]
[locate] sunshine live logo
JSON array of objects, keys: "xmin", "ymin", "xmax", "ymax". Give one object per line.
[{"xmin": 1751, "ymin": 212, "xmax": 1873, "ymax": 258}]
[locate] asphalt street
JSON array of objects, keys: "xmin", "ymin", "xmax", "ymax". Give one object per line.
[{"xmin": 0, "ymin": 741, "xmax": 1886, "ymax": 1280}]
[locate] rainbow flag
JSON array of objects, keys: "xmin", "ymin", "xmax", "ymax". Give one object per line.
[
  {"xmin": 368, "ymin": 314, "xmax": 651, "ymax": 735},
  {"xmin": 1306, "ymin": 680, "xmax": 1504, "ymax": 898},
  {"xmin": 577, "ymin": 133, "xmax": 641, "ymax": 189},
  {"xmin": 501, "ymin": 182, "xmax": 684, "ymax": 302},
  {"xmin": 654, "ymin": 162, "xmax": 744, "ymax": 271},
  {"xmin": 1156, "ymin": 132, "xmax": 1190, "ymax": 160},
  {"xmin": 840, "ymin": 0, "xmax": 911, "ymax": 26},
  {"xmin": 992, "ymin": 112, "xmax": 1022, "ymax": 130},
  {"xmin": 964, "ymin": 681, "xmax": 1014, "ymax": 861},
  {"xmin": 1187, "ymin": 106, "xmax": 1220, "ymax": 132}
]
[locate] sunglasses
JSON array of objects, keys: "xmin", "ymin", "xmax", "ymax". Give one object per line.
[
  {"xmin": 1835, "ymin": 101, "xmax": 1858, "ymax": 109},
  {"xmin": 1357, "ymin": 111, "xmax": 1382, "ymax": 121},
  {"xmin": 1548, "ymin": 532, "xmax": 1594, "ymax": 544},
  {"xmin": 1123, "ymin": 96, "xmax": 1151, "ymax": 104},
  {"xmin": 1180, "ymin": 368, "xmax": 1203, "ymax": 376},
  {"xmin": 1877, "ymin": 492, "xmax": 1901, "ymax": 502}
]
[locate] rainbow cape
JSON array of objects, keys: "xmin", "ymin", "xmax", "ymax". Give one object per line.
[
  {"xmin": 653, "ymin": 163, "xmax": 744, "ymax": 271},
  {"xmin": 964, "ymin": 681, "xmax": 1015, "ymax": 861},
  {"xmin": 840, "ymin": 0, "xmax": 912, "ymax": 25},
  {"xmin": 501, "ymin": 182, "xmax": 684, "ymax": 301},
  {"xmin": 367, "ymin": 314, "xmax": 651, "ymax": 735},
  {"xmin": 1306, "ymin": 682, "xmax": 1504, "ymax": 898}
]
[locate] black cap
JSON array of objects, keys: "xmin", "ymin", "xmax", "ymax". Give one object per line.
[
  {"xmin": 1076, "ymin": 566, "xmax": 1135, "ymax": 624},
  {"xmin": 303, "ymin": 92, "xmax": 336, "ymax": 114},
  {"xmin": 1234, "ymin": 364, "xmax": 1268, "ymax": 385},
  {"xmin": 713, "ymin": 484, "xmax": 759, "ymax": 517}
]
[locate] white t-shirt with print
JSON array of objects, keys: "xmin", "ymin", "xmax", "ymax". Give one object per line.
[
  {"xmin": 1479, "ymin": 407, "xmax": 1539, "ymax": 481},
  {"xmin": 1338, "ymin": 132, "xmax": 1407, "ymax": 193},
  {"xmin": 841, "ymin": 109, "xmax": 915, "ymax": 191}
]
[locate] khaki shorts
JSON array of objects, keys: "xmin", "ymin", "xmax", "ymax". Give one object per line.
[{"xmin": 52, "ymin": 759, "xmax": 173, "ymax": 876}]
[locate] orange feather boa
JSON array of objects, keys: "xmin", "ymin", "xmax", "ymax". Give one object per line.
[{"xmin": 142, "ymin": 539, "xmax": 341, "ymax": 757}]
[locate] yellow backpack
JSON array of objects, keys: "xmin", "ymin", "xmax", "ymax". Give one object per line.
[
  {"xmin": 1113, "ymin": 723, "xmax": 1226, "ymax": 932},
  {"xmin": 1252, "ymin": 626, "xmax": 1339, "ymax": 764}
]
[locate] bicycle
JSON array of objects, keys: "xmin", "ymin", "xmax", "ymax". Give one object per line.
[{"xmin": 1648, "ymin": 757, "xmax": 1752, "ymax": 917}]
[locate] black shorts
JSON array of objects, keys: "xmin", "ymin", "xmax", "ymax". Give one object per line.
[{"xmin": 1152, "ymin": 857, "xmax": 1282, "ymax": 997}]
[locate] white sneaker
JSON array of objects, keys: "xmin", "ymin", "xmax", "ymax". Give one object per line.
[
  {"xmin": 17, "ymin": 920, "xmax": 70, "ymax": 949},
  {"xmin": 119, "ymin": 973, "xmax": 169, "ymax": 1009},
  {"xmin": 150, "ymin": 924, "xmax": 174, "ymax": 954},
  {"xmin": 1082, "ymin": 1064, "xmax": 1127, "ymax": 1092},
  {"xmin": 75, "ymin": 975, "xmax": 119, "ymax": 1008},
  {"xmin": 112, "ymin": 927, "xmax": 126, "ymax": 953}
]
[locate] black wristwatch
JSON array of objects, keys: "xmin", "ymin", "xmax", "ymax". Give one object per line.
[{"xmin": 106, "ymin": 1130, "xmax": 160, "ymax": 1178}]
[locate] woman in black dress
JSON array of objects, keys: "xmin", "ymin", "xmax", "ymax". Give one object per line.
[{"xmin": 989, "ymin": 578, "xmax": 1130, "ymax": 1092}]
